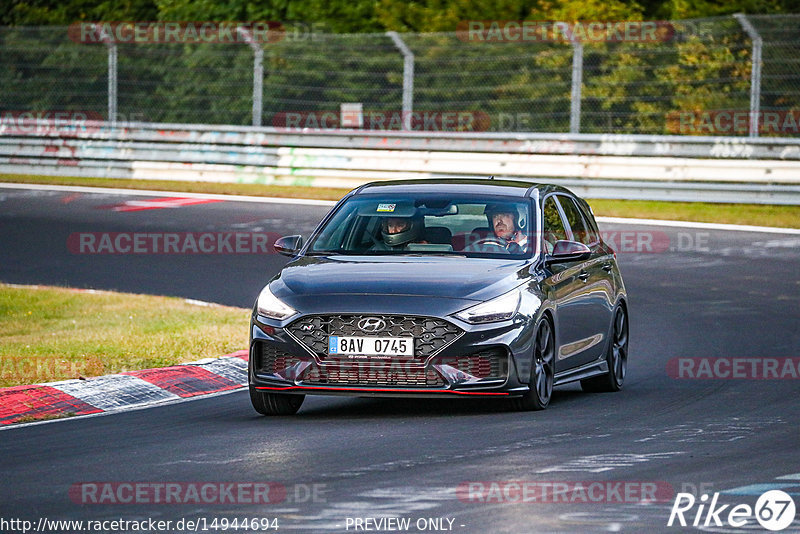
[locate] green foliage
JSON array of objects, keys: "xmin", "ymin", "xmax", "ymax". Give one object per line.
[
  {"xmin": 532, "ymin": 0, "xmax": 645, "ymax": 20},
  {"xmin": 0, "ymin": 27, "xmax": 107, "ymax": 114},
  {"xmin": 375, "ymin": 0, "xmax": 538, "ymax": 33},
  {"xmin": 285, "ymin": 0, "xmax": 382, "ymax": 33},
  {"xmin": 662, "ymin": 0, "xmax": 783, "ymax": 19},
  {"xmin": 0, "ymin": 283, "xmax": 249, "ymax": 387},
  {"xmin": 1, "ymin": 0, "xmax": 158, "ymax": 25},
  {"xmin": 3, "ymin": 0, "xmax": 797, "ymax": 28},
  {"xmin": 1, "ymin": 1, "xmax": 798, "ymax": 135}
]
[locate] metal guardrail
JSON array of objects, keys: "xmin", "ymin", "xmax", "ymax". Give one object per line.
[
  {"xmin": 4, "ymin": 120, "xmax": 800, "ymax": 157},
  {"xmin": 1, "ymin": 121, "xmax": 799, "ymax": 204}
]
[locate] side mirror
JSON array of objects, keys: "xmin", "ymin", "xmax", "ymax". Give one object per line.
[
  {"xmin": 546, "ymin": 240, "xmax": 591, "ymax": 265},
  {"xmin": 274, "ymin": 235, "xmax": 304, "ymax": 257}
]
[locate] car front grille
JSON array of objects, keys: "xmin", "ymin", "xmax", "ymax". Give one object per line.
[
  {"xmin": 437, "ymin": 348, "xmax": 508, "ymax": 380},
  {"xmin": 302, "ymin": 364, "xmax": 446, "ymax": 387},
  {"xmin": 254, "ymin": 342, "xmax": 506, "ymax": 387},
  {"xmin": 287, "ymin": 314, "xmax": 463, "ymax": 361},
  {"xmin": 254, "ymin": 343, "xmax": 304, "ymax": 375}
]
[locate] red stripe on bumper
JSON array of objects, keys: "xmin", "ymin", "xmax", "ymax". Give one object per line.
[{"xmin": 255, "ymin": 385, "xmax": 509, "ymax": 396}]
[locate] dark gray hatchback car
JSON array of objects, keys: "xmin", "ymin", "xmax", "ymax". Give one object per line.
[{"xmin": 249, "ymin": 179, "xmax": 628, "ymax": 415}]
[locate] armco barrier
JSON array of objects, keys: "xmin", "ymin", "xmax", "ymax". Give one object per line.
[{"xmin": 1, "ymin": 121, "xmax": 799, "ymax": 204}]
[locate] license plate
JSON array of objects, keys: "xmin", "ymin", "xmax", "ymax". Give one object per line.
[{"xmin": 328, "ymin": 336, "xmax": 414, "ymax": 358}]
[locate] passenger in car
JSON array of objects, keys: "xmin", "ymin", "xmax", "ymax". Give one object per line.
[{"xmin": 465, "ymin": 203, "xmax": 529, "ymax": 253}]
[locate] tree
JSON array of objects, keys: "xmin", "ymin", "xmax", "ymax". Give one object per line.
[{"xmin": 1, "ymin": 0, "xmax": 158, "ymax": 25}]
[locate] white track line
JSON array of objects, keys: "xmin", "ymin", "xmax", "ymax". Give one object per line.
[
  {"xmin": 595, "ymin": 216, "xmax": 800, "ymax": 235},
  {"xmin": 1, "ymin": 182, "xmax": 798, "ymax": 234},
  {"xmin": 0, "ymin": 182, "xmax": 337, "ymax": 206}
]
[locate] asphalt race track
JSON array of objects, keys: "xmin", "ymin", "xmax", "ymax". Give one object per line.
[{"xmin": 1, "ymin": 185, "xmax": 799, "ymax": 533}]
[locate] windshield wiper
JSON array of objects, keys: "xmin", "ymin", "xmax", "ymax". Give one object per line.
[{"xmin": 401, "ymin": 252, "xmax": 467, "ymax": 257}]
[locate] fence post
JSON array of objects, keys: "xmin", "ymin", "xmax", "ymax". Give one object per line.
[
  {"xmin": 387, "ymin": 32, "xmax": 414, "ymax": 130},
  {"xmin": 734, "ymin": 13, "xmax": 762, "ymax": 138},
  {"xmin": 237, "ymin": 26, "xmax": 264, "ymax": 127},
  {"xmin": 570, "ymin": 38, "xmax": 583, "ymax": 134},
  {"xmin": 92, "ymin": 24, "xmax": 117, "ymax": 125}
]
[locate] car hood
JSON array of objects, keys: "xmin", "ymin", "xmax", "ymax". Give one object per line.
[{"xmin": 271, "ymin": 255, "xmax": 530, "ymax": 304}]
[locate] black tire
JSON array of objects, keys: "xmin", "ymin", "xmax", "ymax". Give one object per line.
[
  {"xmin": 581, "ymin": 305, "xmax": 628, "ymax": 393},
  {"xmin": 249, "ymin": 385, "xmax": 305, "ymax": 415},
  {"xmin": 511, "ymin": 317, "xmax": 555, "ymax": 411}
]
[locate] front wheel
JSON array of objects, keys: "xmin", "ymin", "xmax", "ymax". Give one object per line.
[
  {"xmin": 249, "ymin": 385, "xmax": 304, "ymax": 415},
  {"xmin": 581, "ymin": 306, "xmax": 628, "ymax": 393},
  {"xmin": 511, "ymin": 317, "xmax": 555, "ymax": 411}
]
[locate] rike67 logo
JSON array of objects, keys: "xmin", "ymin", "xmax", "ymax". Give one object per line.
[{"xmin": 668, "ymin": 490, "xmax": 796, "ymax": 531}]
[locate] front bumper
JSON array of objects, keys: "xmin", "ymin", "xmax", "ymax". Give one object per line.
[{"xmin": 248, "ymin": 311, "xmax": 536, "ymax": 398}]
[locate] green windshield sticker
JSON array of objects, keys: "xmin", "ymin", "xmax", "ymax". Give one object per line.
[{"xmin": 377, "ymin": 203, "xmax": 396, "ymax": 212}]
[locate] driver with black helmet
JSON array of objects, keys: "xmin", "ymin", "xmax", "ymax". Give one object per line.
[{"xmin": 371, "ymin": 212, "xmax": 427, "ymax": 250}]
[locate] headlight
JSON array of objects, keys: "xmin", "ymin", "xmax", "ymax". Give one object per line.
[
  {"xmin": 453, "ymin": 290, "xmax": 521, "ymax": 324},
  {"xmin": 256, "ymin": 285, "xmax": 297, "ymax": 320}
]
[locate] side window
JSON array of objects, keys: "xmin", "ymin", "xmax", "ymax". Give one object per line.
[
  {"xmin": 558, "ymin": 195, "xmax": 594, "ymax": 246},
  {"xmin": 312, "ymin": 207, "xmax": 355, "ymax": 251},
  {"xmin": 575, "ymin": 200, "xmax": 600, "ymax": 245},
  {"xmin": 542, "ymin": 196, "xmax": 567, "ymax": 254}
]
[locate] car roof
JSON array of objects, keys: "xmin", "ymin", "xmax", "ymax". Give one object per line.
[{"xmin": 353, "ymin": 178, "xmax": 575, "ymax": 199}]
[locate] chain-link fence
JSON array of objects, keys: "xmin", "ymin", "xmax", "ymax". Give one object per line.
[{"xmin": 1, "ymin": 15, "xmax": 798, "ymax": 135}]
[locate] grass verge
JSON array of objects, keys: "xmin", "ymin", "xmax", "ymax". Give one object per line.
[
  {"xmin": 14, "ymin": 412, "xmax": 76, "ymax": 423},
  {"xmin": 0, "ymin": 284, "xmax": 249, "ymax": 388},
  {"xmin": 1, "ymin": 173, "xmax": 798, "ymax": 228},
  {"xmin": 588, "ymin": 199, "xmax": 800, "ymax": 229},
  {"xmin": 0, "ymin": 173, "xmax": 349, "ymax": 201}
]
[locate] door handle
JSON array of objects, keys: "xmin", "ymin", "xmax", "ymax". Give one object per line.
[{"xmin": 578, "ymin": 271, "xmax": 589, "ymax": 282}]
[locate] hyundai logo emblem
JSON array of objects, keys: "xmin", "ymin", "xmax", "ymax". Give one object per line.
[{"xmin": 358, "ymin": 317, "xmax": 386, "ymax": 333}]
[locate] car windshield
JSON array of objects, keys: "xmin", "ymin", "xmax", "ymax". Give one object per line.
[{"xmin": 308, "ymin": 194, "xmax": 536, "ymax": 258}]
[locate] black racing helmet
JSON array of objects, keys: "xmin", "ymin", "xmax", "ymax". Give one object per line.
[{"xmin": 381, "ymin": 214, "xmax": 423, "ymax": 246}]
